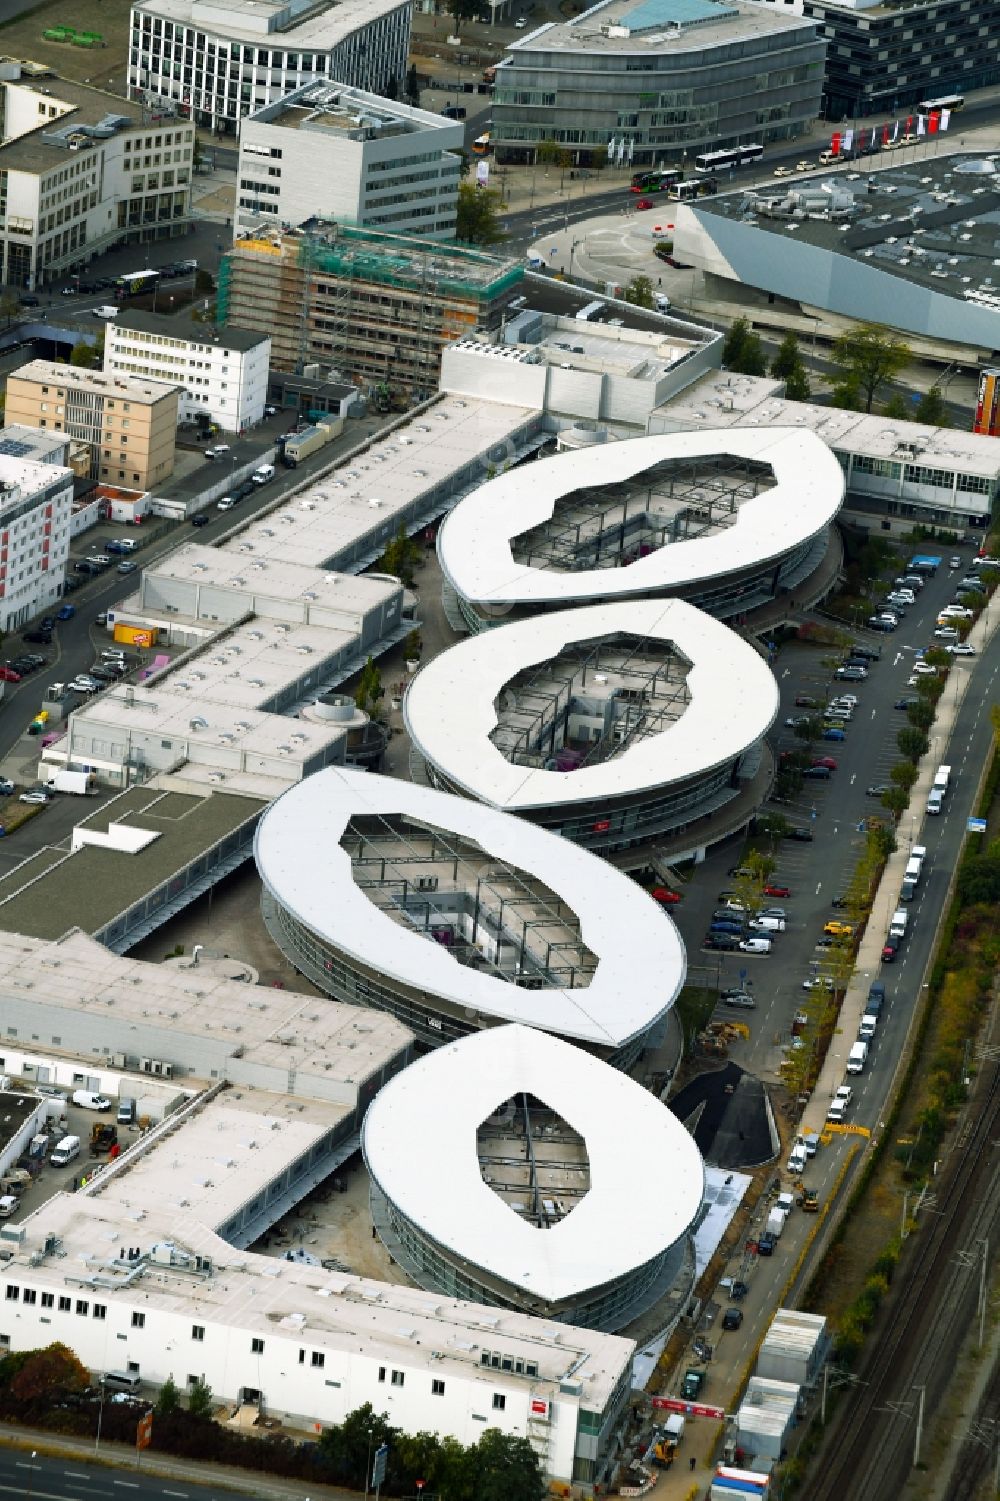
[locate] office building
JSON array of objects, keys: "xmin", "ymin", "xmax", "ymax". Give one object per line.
[
  {"xmin": 104, "ymin": 311, "xmax": 271, "ymax": 433},
  {"xmin": 0, "ymin": 68, "xmax": 193, "ymax": 290},
  {"xmin": 238, "ymin": 80, "xmax": 464, "ymax": 241},
  {"xmin": 747, "ymin": 0, "xmax": 1000, "ymax": 121},
  {"xmin": 218, "ymin": 223, "xmax": 525, "ymax": 397},
  {"xmin": 5, "ymin": 361, "xmax": 179, "ymax": 490},
  {"xmin": 0, "ymin": 453, "xmax": 73, "ymax": 631},
  {"xmin": 405, "ymin": 598, "xmax": 780, "ymax": 862},
  {"xmin": 491, "ymin": 0, "xmax": 825, "ymax": 166},
  {"xmin": 128, "ymin": 0, "xmax": 412, "ymax": 136},
  {"xmin": 255, "ymin": 767, "xmax": 686, "ymax": 1063}
]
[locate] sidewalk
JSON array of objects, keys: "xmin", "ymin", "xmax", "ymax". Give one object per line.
[{"xmin": 0, "ymin": 1423, "xmax": 356, "ymax": 1500}]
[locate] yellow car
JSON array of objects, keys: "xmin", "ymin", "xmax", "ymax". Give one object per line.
[{"xmin": 823, "ymin": 920, "xmax": 854, "ymax": 937}]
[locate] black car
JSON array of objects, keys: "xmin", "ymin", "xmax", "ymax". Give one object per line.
[
  {"xmin": 894, "ymin": 696, "xmax": 919, "ymax": 710},
  {"xmin": 23, "ymin": 630, "xmax": 52, "ymax": 644},
  {"xmin": 847, "ymin": 643, "xmax": 881, "ymax": 661},
  {"xmin": 722, "ymin": 1307, "xmax": 744, "ymax": 1331},
  {"xmin": 705, "ymin": 932, "xmax": 741, "ymax": 951},
  {"xmin": 728, "ymin": 1280, "xmax": 749, "ymax": 1301},
  {"xmin": 19, "ymin": 295, "xmax": 39, "ymax": 308},
  {"xmin": 191, "ymin": 512, "xmax": 210, "ymax": 527},
  {"xmin": 62, "ymin": 576, "xmax": 81, "ymax": 593},
  {"xmin": 785, "ymin": 827, "xmax": 814, "ymax": 842},
  {"xmin": 757, "ymin": 1232, "xmax": 776, "ymax": 1257}
]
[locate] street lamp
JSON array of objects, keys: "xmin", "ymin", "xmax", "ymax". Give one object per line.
[
  {"xmin": 95, "ymin": 1377, "xmax": 107, "ymax": 1454},
  {"xmin": 26, "ymin": 1450, "xmax": 37, "ymax": 1501}
]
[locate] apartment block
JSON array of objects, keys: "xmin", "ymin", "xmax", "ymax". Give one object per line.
[
  {"xmin": 129, "ymin": 0, "xmax": 412, "ymax": 137},
  {"xmin": 104, "ymin": 310, "xmax": 271, "ymax": 433},
  {"xmin": 237, "ymin": 80, "xmax": 464, "ymax": 241},
  {"xmin": 0, "ymin": 454, "xmax": 73, "ymax": 631},
  {"xmin": 218, "ymin": 223, "xmax": 525, "ymax": 399},
  {"xmin": 0, "ymin": 68, "xmax": 193, "ymax": 291},
  {"xmin": 5, "ymin": 361, "xmax": 179, "ymax": 489}
]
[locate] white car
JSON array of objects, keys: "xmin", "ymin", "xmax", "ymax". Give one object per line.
[
  {"xmin": 912, "ymin": 661, "xmax": 939, "ymax": 676},
  {"xmin": 19, "ymin": 789, "xmax": 51, "ymax": 804},
  {"xmin": 946, "ymin": 642, "xmax": 976, "ymax": 656},
  {"xmin": 773, "ymin": 165, "xmax": 793, "ymax": 177},
  {"xmin": 514, "ymin": 13, "xmax": 527, "ymax": 23},
  {"xmin": 933, "ymin": 626, "xmax": 958, "ymax": 640},
  {"xmin": 795, "ymin": 160, "xmax": 813, "ymax": 172},
  {"xmin": 739, "ymin": 936, "xmax": 772, "ymax": 954},
  {"xmin": 938, "ymin": 606, "xmax": 972, "ymax": 619},
  {"xmin": 69, "ymin": 676, "xmax": 100, "ymax": 693},
  {"xmin": 802, "ymin": 975, "xmax": 834, "ymax": 992},
  {"xmin": 217, "ymin": 496, "xmax": 236, "ymax": 510},
  {"xmin": 749, "ymin": 916, "xmax": 785, "ymax": 933}
]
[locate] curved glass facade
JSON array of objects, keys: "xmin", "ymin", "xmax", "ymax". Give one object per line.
[
  {"xmin": 261, "ymin": 890, "xmax": 653, "ymax": 1068},
  {"xmin": 366, "ymin": 1174, "xmax": 695, "ymax": 1334}
]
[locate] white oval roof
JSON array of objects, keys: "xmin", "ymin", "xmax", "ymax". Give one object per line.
[
  {"xmin": 254, "ymin": 768, "xmax": 686, "ymax": 1050},
  {"xmin": 438, "ymin": 427, "xmax": 844, "ymax": 607},
  {"xmin": 404, "ymin": 597, "xmax": 779, "ymax": 811},
  {"xmin": 362, "ymin": 1023, "xmax": 705, "ymax": 1303}
]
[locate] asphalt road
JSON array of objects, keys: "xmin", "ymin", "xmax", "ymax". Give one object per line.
[
  {"xmin": 667, "ymin": 551, "xmax": 991, "ymax": 1146},
  {"xmin": 0, "ymin": 1447, "xmax": 288, "ymax": 1501}
]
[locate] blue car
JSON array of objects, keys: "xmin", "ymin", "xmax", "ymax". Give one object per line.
[
  {"xmin": 710, "ymin": 919, "xmax": 744, "ymax": 935},
  {"xmin": 57, "ymin": 604, "xmax": 75, "ymax": 621},
  {"xmin": 822, "ymin": 727, "xmax": 846, "ymax": 742}
]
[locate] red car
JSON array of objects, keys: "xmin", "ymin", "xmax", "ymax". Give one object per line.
[
  {"xmin": 0, "ymin": 666, "xmax": 21, "ymax": 682},
  {"xmin": 882, "ymin": 936, "xmax": 900, "ymax": 963},
  {"xmin": 811, "ymin": 756, "xmax": 838, "ymax": 771},
  {"xmin": 764, "ymin": 883, "xmax": 791, "ymax": 898},
  {"xmin": 651, "ymin": 886, "xmax": 682, "ymax": 905},
  {"xmin": 635, "ymin": 197, "xmax": 653, "ymax": 210}
]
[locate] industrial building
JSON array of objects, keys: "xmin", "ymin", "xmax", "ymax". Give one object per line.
[
  {"xmin": 5, "ymin": 361, "xmax": 180, "ymax": 489},
  {"xmin": 254, "ymin": 767, "xmax": 686, "ymax": 1062},
  {"xmin": 0, "ymin": 451, "xmax": 73, "ymax": 632},
  {"xmin": 673, "ymin": 153, "xmax": 1000, "ymax": 363},
  {"xmin": 218, "ymin": 223, "xmax": 526, "ymax": 397},
  {"xmin": 362, "ymin": 1024, "xmax": 705, "ymax": 1331},
  {"xmin": 128, "ymin": 0, "xmax": 411, "ymax": 135},
  {"xmin": 746, "ymin": 0, "xmax": 1000, "ymax": 121},
  {"xmin": 104, "ymin": 312, "xmax": 271, "ymax": 434},
  {"xmin": 490, "ymin": 0, "xmax": 825, "ymax": 167},
  {"xmin": 0, "ymin": 928, "xmax": 638, "ymax": 1493},
  {"xmin": 437, "ymin": 428, "xmax": 844, "ymax": 632},
  {"xmin": 653, "ymin": 371, "xmax": 1000, "ymax": 537},
  {"xmin": 404, "ymin": 598, "xmax": 779, "ymax": 861},
  {"xmin": 0, "ymin": 68, "xmax": 194, "ymax": 290},
  {"xmin": 237, "ymin": 81, "xmax": 464, "ymax": 241}
]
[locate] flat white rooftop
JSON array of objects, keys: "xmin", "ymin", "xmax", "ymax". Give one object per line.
[
  {"xmin": 135, "ymin": 0, "xmax": 407, "ymax": 46},
  {"xmin": 512, "ymin": 0, "xmax": 818, "ymax": 54},
  {"xmin": 148, "ymin": 619, "xmax": 360, "ymax": 709},
  {"xmin": 437, "ymin": 428, "xmax": 844, "ymax": 609},
  {"xmin": 145, "ymin": 543, "xmax": 400, "ymax": 612},
  {"xmin": 0, "ymin": 928, "xmax": 408, "ymax": 1089},
  {"xmin": 657, "ymin": 372, "xmax": 1000, "ymax": 480},
  {"xmin": 362, "ymin": 1024, "xmax": 705, "ymax": 1303},
  {"xmin": 218, "ymin": 395, "xmax": 535, "ymax": 572},
  {"xmin": 255, "ymin": 768, "xmax": 685, "ymax": 1049},
  {"xmin": 0, "ymin": 453, "xmax": 72, "ymax": 503},
  {"xmin": 10, "ymin": 1192, "xmax": 634, "ymax": 1406},
  {"xmin": 404, "ymin": 598, "xmax": 778, "ymax": 811}
]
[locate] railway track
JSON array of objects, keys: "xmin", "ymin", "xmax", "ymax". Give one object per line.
[{"xmin": 805, "ymin": 1059, "xmax": 1000, "ymax": 1501}]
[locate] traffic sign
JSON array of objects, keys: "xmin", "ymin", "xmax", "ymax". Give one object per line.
[
  {"xmin": 136, "ymin": 1411, "xmax": 153, "ymax": 1450},
  {"xmin": 372, "ymin": 1442, "xmax": 389, "ymax": 1490},
  {"xmin": 968, "ymin": 817, "xmax": 987, "ymax": 834}
]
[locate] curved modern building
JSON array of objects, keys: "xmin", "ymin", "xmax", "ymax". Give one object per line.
[
  {"xmin": 405, "ymin": 597, "xmax": 779, "ymax": 858},
  {"xmin": 362, "ymin": 1024, "xmax": 705, "ymax": 1332},
  {"xmin": 437, "ymin": 427, "xmax": 844, "ymax": 633},
  {"xmin": 254, "ymin": 766, "xmax": 686, "ymax": 1063}
]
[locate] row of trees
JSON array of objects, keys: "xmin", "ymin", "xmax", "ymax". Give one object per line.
[
  {"xmin": 0, "ymin": 1348, "xmax": 547, "ymax": 1501},
  {"xmin": 722, "ymin": 318, "xmax": 952, "ymax": 423}
]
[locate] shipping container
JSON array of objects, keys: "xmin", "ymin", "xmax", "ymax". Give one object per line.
[{"xmin": 114, "ymin": 624, "xmax": 158, "ymax": 648}]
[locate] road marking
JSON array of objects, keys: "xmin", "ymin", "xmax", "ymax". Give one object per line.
[
  {"xmin": 162, "ymin": 1492, "xmax": 189, "ymax": 1498},
  {"xmin": 63, "ymin": 1475, "xmax": 91, "ymax": 1481},
  {"xmin": 112, "ymin": 1484, "xmax": 140, "ymax": 1491}
]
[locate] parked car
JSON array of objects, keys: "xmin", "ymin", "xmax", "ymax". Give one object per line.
[
  {"xmin": 882, "ymin": 935, "xmax": 901, "ymax": 962},
  {"xmin": 650, "ymin": 886, "xmax": 682, "ymax": 905},
  {"xmin": 721, "ymin": 990, "xmax": 755, "ymax": 1009},
  {"xmin": 946, "ymin": 642, "xmax": 976, "ymax": 656},
  {"xmin": 894, "ymin": 696, "xmax": 919, "ymax": 710},
  {"xmin": 949, "ymin": 555, "xmax": 963, "ymax": 569},
  {"xmin": 784, "ymin": 827, "xmax": 814, "ymax": 841},
  {"xmin": 722, "ymin": 1307, "xmax": 744, "ymax": 1331},
  {"xmin": 764, "ymin": 883, "xmax": 791, "ymax": 898},
  {"xmin": 56, "ymin": 604, "xmax": 75, "ymax": 621},
  {"xmin": 23, "ymin": 630, "xmax": 51, "ymax": 644},
  {"xmin": 803, "ymin": 765, "xmax": 831, "ymax": 779},
  {"xmin": 912, "ymin": 661, "xmax": 940, "ymax": 677},
  {"xmin": 794, "ymin": 694, "xmax": 819, "ymax": 708},
  {"xmin": 812, "ymin": 756, "xmax": 837, "ymax": 770},
  {"xmin": 0, "ymin": 666, "xmax": 21, "ymax": 682},
  {"xmin": 802, "ymin": 975, "xmax": 835, "ymax": 992},
  {"xmin": 933, "ymin": 626, "xmax": 959, "ymax": 641},
  {"xmin": 739, "ymin": 936, "xmax": 772, "ymax": 954},
  {"xmin": 705, "ymin": 932, "xmax": 741, "ymax": 950},
  {"xmin": 823, "ymin": 920, "xmax": 854, "ymax": 937},
  {"xmin": 757, "ymin": 1231, "xmax": 776, "ymax": 1256},
  {"xmin": 867, "ymin": 783, "xmax": 890, "ymax": 797},
  {"xmin": 19, "ymin": 789, "xmax": 51, "ymax": 804},
  {"xmin": 822, "ymin": 727, "xmax": 846, "ymax": 742}
]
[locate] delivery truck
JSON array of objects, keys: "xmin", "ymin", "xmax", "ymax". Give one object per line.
[{"xmin": 44, "ymin": 769, "xmax": 96, "ymax": 795}]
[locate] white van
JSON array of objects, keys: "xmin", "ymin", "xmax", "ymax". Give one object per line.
[
  {"xmin": 252, "ymin": 464, "xmax": 275, "ymax": 485},
  {"xmin": 933, "ymin": 765, "xmax": 951, "ymax": 795},
  {"xmin": 103, "ymin": 1370, "xmax": 142, "ymax": 1393},
  {"xmin": 71, "ymin": 1089, "xmax": 111, "ymax": 1111},
  {"xmin": 846, "ymin": 1041, "xmax": 869, "ymax": 1074},
  {"xmin": 889, "ymin": 908, "xmax": 908, "ymax": 940},
  {"xmin": 927, "ymin": 788, "xmax": 943, "ymax": 814},
  {"xmin": 51, "ymin": 1135, "xmax": 81, "ymax": 1167}
]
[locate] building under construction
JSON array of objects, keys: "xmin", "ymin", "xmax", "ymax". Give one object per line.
[{"xmin": 217, "ymin": 222, "xmax": 525, "ymax": 401}]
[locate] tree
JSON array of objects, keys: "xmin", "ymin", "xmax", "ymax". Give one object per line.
[
  {"xmin": 69, "ymin": 339, "xmax": 97, "ymax": 368},
  {"xmin": 623, "ymin": 275, "xmax": 655, "ymax": 310},
  {"xmin": 187, "ymin": 1379, "xmax": 214, "ymax": 1420},
  {"xmin": 405, "ymin": 64, "xmax": 420, "ymax": 109},
  {"xmin": 446, "ymin": 0, "xmax": 479, "ymax": 21},
  {"xmin": 906, "ymin": 698, "xmax": 935, "ymax": 731},
  {"xmin": 897, "ymin": 726, "xmax": 929, "ymax": 762},
  {"xmin": 828, "ymin": 376, "xmax": 865, "ymax": 411},
  {"xmin": 8, "ymin": 1343, "xmax": 88, "ymax": 1403},
  {"xmin": 830, "ymin": 323, "xmax": 911, "ymax": 413},
  {"xmin": 890, "ymin": 760, "xmax": 919, "ymax": 791},
  {"xmin": 468, "ymin": 1428, "xmax": 546, "ymax": 1501},
  {"xmin": 354, "ymin": 656, "xmax": 384, "ymax": 716},
  {"xmin": 455, "ymin": 181, "xmax": 507, "ymax": 246},
  {"xmin": 590, "ymin": 145, "xmax": 608, "ymax": 172},
  {"xmin": 535, "ymin": 139, "xmax": 562, "ymax": 167},
  {"xmin": 194, "ymin": 268, "xmax": 215, "ymax": 295},
  {"xmin": 883, "ymin": 392, "xmax": 910, "ymax": 420},
  {"xmin": 880, "ymin": 785, "xmax": 909, "ymax": 819},
  {"xmin": 0, "ymin": 291, "xmax": 19, "ymax": 328},
  {"xmin": 156, "ymin": 1375, "xmax": 181, "ymax": 1417},
  {"xmin": 721, "ymin": 317, "xmax": 766, "ymax": 376},
  {"xmin": 379, "ymin": 523, "xmax": 422, "ymax": 586},
  {"xmin": 915, "ymin": 385, "xmax": 952, "ymax": 427},
  {"xmin": 770, "ymin": 332, "xmax": 810, "ymax": 401}
]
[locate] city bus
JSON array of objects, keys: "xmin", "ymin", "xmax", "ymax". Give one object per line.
[
  {"xmin": 916, "ymin": 93, "xmax": 964, "ymax": 114},
  {"xmin": 694, "ymin": 143, "xmax": 764, "ymax": 174},
  {"xmin": 667, "ymin": 177, "xmax": 718, "ymax": 201},
  {"xmin": 472, "ymin": 132, "xmax": 490, "ymax": 155},
  {"xmin": 629, "ymin": 167, "xmax": 682, "ymax": 194},
  {"xmin": 115, "ymin": 269, "xmax": 161, "ymax": 298}
]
